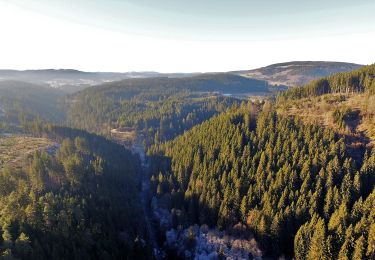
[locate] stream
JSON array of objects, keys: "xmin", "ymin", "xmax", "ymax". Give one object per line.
[{"xmin": 132, "ymin": 142, "xmax": 164, "ymax": 259}]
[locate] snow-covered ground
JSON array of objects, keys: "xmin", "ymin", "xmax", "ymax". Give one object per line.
[
  {"xmin": 165, "ymin": 225, "xmax": 263, "ymax": 259},
  {"xmin": 151, "ymin": 197, "xmax": 263, "ymax": 259}
]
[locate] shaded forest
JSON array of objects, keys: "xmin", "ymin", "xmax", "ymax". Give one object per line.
[{"xmin": 0, "ymin": 124, "xmax": 150, "ymax": 259}]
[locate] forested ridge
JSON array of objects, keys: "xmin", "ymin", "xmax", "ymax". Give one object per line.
[
  {"xmin": 0, "ymin": 124, "xmax": 150, "ymax": 259},
  {"xmin": 234, "ymin": 61, "xmax": 362, "ymax": 87},
  {"xmin": 67, "ymin": 91, "xmax": 239, "ymax": 146},
  {"xmin": 278, "ymin": 64, "xmax": 375, "ymax": 100},
  {"xmin": 0, "ymin": 81, "xmax": 65, "ymax": 125},
  {"xmin": 76, "ymin": 74, "xmax": 269, "ymax": 95},
  {"xmin": 148, "ymin": 102, "xmax": 375, "ymax": 258},
  {"xmin": 65, "ymin": 74, "xmax": 265, "ymax": 146}
]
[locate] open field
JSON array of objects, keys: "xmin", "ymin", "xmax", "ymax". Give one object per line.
[
  {"xmin": 110, "ymin": 127, "xmax": 136, "ymax": 146},
  {"xmin": 0, "ymin": 135, "xmax": 53, "ymax": 168},
  {"xmin": 277, "ymin": 93, "xmax": 375, "ymax": 149}
]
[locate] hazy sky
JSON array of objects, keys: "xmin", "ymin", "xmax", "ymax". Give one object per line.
[{"xmin": 0, "ymin": 0, "xmax": 374, "ymax": 72}]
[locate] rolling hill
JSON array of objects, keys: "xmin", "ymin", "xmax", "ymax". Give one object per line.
[
  {"xmin": 81, "ymin": 73, "xmax": 270, "ymax": 95},
  {"xmin": 0, "ymin": 61, "xmax": 363, "ymax": 94},
  {"xmin": 232, "ymin": 61, "xmax": 363, "ymax": 87},
  {"xmin": 0, "ymin": 69, "xmax": 198, "ymax": 93}
]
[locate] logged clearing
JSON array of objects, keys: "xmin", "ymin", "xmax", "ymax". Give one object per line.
[
  {"xmin": 277, "ymin": 93, "xmax": 375, "ymax": 149},
  {"xmin": 0, "ymin": 136, "xmax": 53, "ymax": 168},
  {"xmin": 110, "ymin": 127, "xmax": 136, "ymax": 146}
]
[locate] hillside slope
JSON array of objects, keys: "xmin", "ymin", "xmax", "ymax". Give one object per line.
[
  {"xmin": 232, "ymin": 61, "xmax": 362, "ymax": 87},
  {"xmin": 277, "ymin": 94, "xmax": 374, "ymax": 155},
  {"xmin": 144, "ymin": 64, "xmax": 375, "ymax": 258},
  {"xmin": 0, "ymin": 80, "xmax": 65, "ymax": 124},
  {"xmin": 148, "ymin": 103, "xmax": 375, "ymax": 258},
  {"xmin": 0, "ymin": 125, "xmax": 149, "ymax": 259},
  {"xmin": 277, "ymin": 64, "xmax": 375, "ymax": 151}
]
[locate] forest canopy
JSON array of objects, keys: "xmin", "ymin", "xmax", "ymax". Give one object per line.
[
  {"xmin": 148, "ymin": 101, "xmax": 375, "ymax": 258},
  {"xmin": 0, "ymin": 125, "xmax": 149, "ymax": 259}
]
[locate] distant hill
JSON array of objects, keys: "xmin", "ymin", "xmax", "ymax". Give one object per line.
[
  {"xmin": 85, "ymin": 73, "xmax": 270, "ymax": 95},
  {"xmin": 232, "ymin": 61, "xmax": 363, "ymax": 87},
  {"xmin": 0, "ymin": 61, "xmax": 362, "ymax": 92},
  {"xmin": 278, "ymin": 63, "xmax": 375, "ymax": 98},
  {"xmin": 0, "ymin": 69, "xmax": 198, "ymax": 93}
]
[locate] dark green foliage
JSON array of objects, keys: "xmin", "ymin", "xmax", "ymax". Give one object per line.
[
  {"xmin": 0, "ymin": 81, "xmax": 65, "ymax": 125},
  {"xmin": 0, "ymin": 125, "xmax": 149, "ymax": 259},
  {"xmin": 148, "ymin": 102, "xmax": 375, "ymax": 258}
]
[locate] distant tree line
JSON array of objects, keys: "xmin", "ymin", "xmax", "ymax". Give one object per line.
[{"xmin": 278, "ymin": 64, "xmax": 375, "ymax": 101}]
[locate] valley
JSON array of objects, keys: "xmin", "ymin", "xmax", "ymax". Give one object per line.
[
  {"xmin": 0, "ymin": 62, "xmax": 374, "ymax": 259},
  {"xmin": 1, "ymin": 1, "xmax": 374, "ymax": 259}
]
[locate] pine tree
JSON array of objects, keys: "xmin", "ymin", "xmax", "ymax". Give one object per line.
[
  {"xmin": 367, "ymin": 223, "xmax": 375, "ymax": 259},
  {"xmin": 352, "ymin": 235, "xmax": 365, "ymax": 260},
  {"xmin": 240, "ymin": 195, "xmax": 248, "ymax": 222},
  {"xmin": 338, "ymin": 239, "xmax": 350, "ymax": 260},
  {"xmin": 15, "ymin": 232, "xmax": 32, "ymax": 258},
  {"xmin": 2, "ymin": 226, "xmax": 13, "ymax": 249},
  {"xmin": 308, "ymin": 219, "xmax": 329, "ymax": 260}
]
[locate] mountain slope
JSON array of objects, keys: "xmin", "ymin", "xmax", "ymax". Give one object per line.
[
  {"xmin": 232, "ymin": 61, "xmax": 363, "ymax": 87},
  {"xmin": 148, "ymin": 102, "xmax": 375, "ymax": 258}
]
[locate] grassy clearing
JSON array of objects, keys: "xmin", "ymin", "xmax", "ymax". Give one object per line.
[
  {"xmin": 0, "ymin": 135, "xmax": 53, "ymax": 168},
  {"xmin": 277, "ymin": 93, "xmax": 375, "ymax": 147},
  {"xmin": 110, "ymin": 127, "xmax": 136, "ymax": 146}
]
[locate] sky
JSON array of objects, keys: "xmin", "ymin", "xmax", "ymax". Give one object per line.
[{"xmin": 0, "ymin": 0, "xmax": 374, "ymax": 73}]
